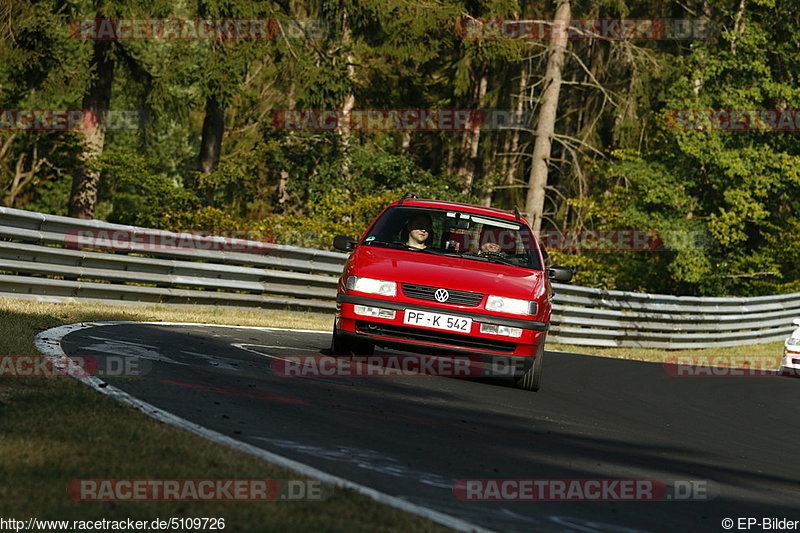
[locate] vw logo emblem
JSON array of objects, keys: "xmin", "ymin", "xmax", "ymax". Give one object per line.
[{"xmin": 434, "ymin": 288, "xmax": 450, "ymax": 302}]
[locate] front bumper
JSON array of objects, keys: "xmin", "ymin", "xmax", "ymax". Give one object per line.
[
  {"xmin": 782, "ymin": 348, "xmax": 800, "ymax": 371},
  {"xmin": 336, "ymin": 293, "xmax": 548, "ymax": 357}
]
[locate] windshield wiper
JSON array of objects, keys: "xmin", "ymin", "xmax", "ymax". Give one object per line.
[
  {"xmin": 361, "ymin": 239, "xmax": 409, "ymax": 250},
  {"xmin": 460, "ymin": 252, "xmax": 517, "ymax": 267},
  {"xmin": 363, "ymin": 240, "xmax": 453, "ymax": 255},
  {"xmin": 363, "ymin": 241, "xmax": 505, "ymax": 262},
  {"xmin": 481, "ymin": 255, "xmax": 516, "ymax": 266}
]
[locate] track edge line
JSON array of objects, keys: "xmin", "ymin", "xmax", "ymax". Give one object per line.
[{"xmin": 34, "ymin": 321, "xmax": 493, "ymax": 533}]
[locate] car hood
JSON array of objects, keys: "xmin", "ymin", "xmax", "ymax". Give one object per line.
[{"xmin": 349, "ymin": 246, "xmax": 545, "ymax": 300}]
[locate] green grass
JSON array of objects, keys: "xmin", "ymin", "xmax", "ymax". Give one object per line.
[{"xmin": 0, "ymin": 298, "xmax": 450, "ymax": 533}]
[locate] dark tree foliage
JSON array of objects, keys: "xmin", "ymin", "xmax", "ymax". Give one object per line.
[{"xmin": 1, "ymin": 0, "xmax": 797, "ymax": 296}]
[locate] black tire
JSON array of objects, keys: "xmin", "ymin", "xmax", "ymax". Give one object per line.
[
  {"xmin": 329, "ymin": 328, "xmax": 374, "ymax": 357},
  {"xmin": 515, "ymin": 345, "xmax": 544, "ymax": 391},
  {"xmin": 352, "ymin": 337, "xmax": 375, "ymax": 356},
  {"xmin": 328, "ymin": 329, "xmax": 350, "ymax": 357}
]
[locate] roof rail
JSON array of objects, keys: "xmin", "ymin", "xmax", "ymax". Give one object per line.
[{"xmin": 398, "ymin": 192, "xmax": 419, "ymax": 205}]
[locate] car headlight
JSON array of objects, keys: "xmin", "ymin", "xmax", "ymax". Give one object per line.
[
  {"xmin": 346, "ymin": 276, "xmax": 397, "ymax": 297},
  {"xmin": 787, "ymin": 336, "xmax": 800, "ymax": 347},
  {"xmin": 485, "ymin": 295, "xmax": 537, "ymax": 316}
]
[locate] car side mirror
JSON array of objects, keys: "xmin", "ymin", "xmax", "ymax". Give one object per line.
[
  {"xmin": 547, "ymin": 265, "xmax": 573, "ymax": 282},
  {"xmin": 333, "ymin": 235, "xmax": 358, "ymax": 251}
]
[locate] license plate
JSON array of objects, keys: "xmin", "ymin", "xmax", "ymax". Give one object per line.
[{"xmin": 403, "ymin": 310, "xmax": 472, "ymax": 333}]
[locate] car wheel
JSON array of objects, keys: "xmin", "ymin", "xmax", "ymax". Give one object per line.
[
  {"xmin": 329, "ymin": 328, "xmax": 352, "ymax": 357},
  {"xmin": 329, "ymin": 328, "xmax": 374, "ymax": 357},
  {"xmin": 355, "ymin": 340, "xmax": 375, "ymax": 356},
  {"xmin": 515, "ymin": 345, "xmax": 544, "ymax": 391}
]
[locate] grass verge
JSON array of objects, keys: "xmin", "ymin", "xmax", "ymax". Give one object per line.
[{"xmin": 0, "ymin": 298, "xmax": 450, "ymax": 533}]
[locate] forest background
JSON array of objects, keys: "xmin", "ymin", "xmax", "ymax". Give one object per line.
[{"xmin": 1, "ymin": 0, "xmax": 798, "ymax": 297}]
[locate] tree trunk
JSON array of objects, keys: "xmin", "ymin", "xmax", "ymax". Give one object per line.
[
  {"xmin": 69, "ymin": 38, "xmax": 114, "ymax": 219},
  {"xmin": 480, "ymin": 135, "xmax": 498, "ymax": 206},
  {"xmin": 459, "ymin": 74, "xmax": 488, "ymax": 195},
  {"xmin": 693, "ymin": 1, "xmax": 713, "ymax": 95},
  {"xmin": 198, "ymin": 95, "xmax": 225, "ymax": 174},
  {"xmin": 731, "ymin": 0, "xmax": 746, "ymax": 54},
  {"xmin": 277, "ymin": 83, "xmax": 296, "ymax": 212},
  {"xmin": 503, "ymin": 66, "xmax": 528, "ymax": 202},
  {"xmin": 400, "ymin": 130, "xmax": 412, "ymax": 154},
  {"xmin": 338, "ymin": 12, "xmax": 356, "ymax": 182},
  {"xmin": 524, "ymin": 0, "xmax": 570, "ymax": 232}
]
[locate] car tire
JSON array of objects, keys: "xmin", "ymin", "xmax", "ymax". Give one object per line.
[
  {"xmin": 515, "ymin": 345, "xmax": 544, "ymax": 391},
  {"xmin": 330, "ymin": 328, "xmax": 374, "ymax": 357},
  {"xmin": 355, "ymin": 340, "xmax": 375, "ymax": 356}
]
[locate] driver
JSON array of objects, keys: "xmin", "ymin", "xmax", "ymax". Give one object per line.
[{"xmin": 405, "ymin": 213, "xmax": 433, "ymax": 249}]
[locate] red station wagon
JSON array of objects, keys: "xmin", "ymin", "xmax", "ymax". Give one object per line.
[{"xmin": 331, "ymin": 194, "xmax": 572, "ymax": 391}]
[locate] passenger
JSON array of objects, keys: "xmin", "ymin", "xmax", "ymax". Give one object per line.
[
  {"xmin": 481, "ymin": 242, "xmax": 502, "ymax": 253},
  {"xmin": 405, "ymin": 213, "xmax": 433, "ymax": 249},
  {"xmin": 479, "ymin": 226, "xmax": 507, "ymax": 254}
]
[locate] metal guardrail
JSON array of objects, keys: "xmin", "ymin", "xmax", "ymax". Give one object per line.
[
  {"xmin": 547, "ymin": 288, "xmax": 799, "ymax": 349},
  {"xmin": 1, "ymin": 206, "xmax": 797, "ymax": 349}
]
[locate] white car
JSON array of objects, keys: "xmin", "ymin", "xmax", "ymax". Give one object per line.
[{"xmin": 780, "ymin": 319, "xmax": 800, "ymax": 375}]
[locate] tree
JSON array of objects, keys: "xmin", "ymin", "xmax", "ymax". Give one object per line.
[
  {"xmin": 67, "ymin": 0, "xmax": 173, "ymax": 218},
  {"xmin": 69, "ymin": 34, "xmax": 114, "ymax": 218},
  {"xmin": 521, "ymin": 0, "xmax": 570, "ymax": 232}
]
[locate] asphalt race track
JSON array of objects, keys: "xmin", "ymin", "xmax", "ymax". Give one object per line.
[{"xmin": 50, "ymin": 322, "xmax": 800, "ymax": 532}]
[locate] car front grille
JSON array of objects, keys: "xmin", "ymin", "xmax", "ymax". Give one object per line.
[
  {"xmin": 401, "ymin": 283, "xmax": 483, "ymax": 306},
  {"xmin": 356, "ymin": 321, "xmax": 516, "ymax": 353}
]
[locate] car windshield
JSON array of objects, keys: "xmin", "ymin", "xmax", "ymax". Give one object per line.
[{"xmin": 362, "ymin": 206, "xmax": 543, "ymax": 270}]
